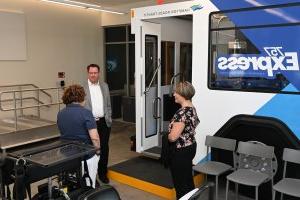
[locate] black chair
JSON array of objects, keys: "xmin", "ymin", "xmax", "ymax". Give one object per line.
[
  {"xmin": 193, "ymin": 136, "xmax": 236, "ymax": 200},
  {"xmin": 225, "ymin": 141, "xmax": 275, "ymax": 200},
  {"xmin": 179, "ymin": 182, "xmax": 215, "ymax": 200},
  {"xmin": 78, "ymin": 185, "xmax": 121, "ymax": 200},
  {"xmin": 272, "ymin": 148, "xmax": 300, "ymax": 200}
]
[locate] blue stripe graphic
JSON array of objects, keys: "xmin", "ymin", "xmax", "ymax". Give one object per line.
[
  {"xmin": 255, "ymin": 84, "xmax": 300, "ymax": 139},
  {"xmin": 210, "ymin": 0, "xmax": 300, "ymax": 10}
]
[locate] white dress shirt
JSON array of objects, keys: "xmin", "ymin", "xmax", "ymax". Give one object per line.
[{"xmin": 88, "ymin": 79, "xmax": 104, "ymax": 118}]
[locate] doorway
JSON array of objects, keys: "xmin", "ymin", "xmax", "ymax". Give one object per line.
[{"xmin": 137, "ymin": 16, "xmax": 193, "ymax": 158}]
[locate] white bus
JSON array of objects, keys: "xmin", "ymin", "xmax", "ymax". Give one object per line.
[{"xmin": 131, "ymin": 1, "xmax": 300, "ymax": 197}]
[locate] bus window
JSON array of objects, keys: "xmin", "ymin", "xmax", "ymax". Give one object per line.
[{"xmin": 208, "ymin": 4, "xmax": 300, "ymax": 94}]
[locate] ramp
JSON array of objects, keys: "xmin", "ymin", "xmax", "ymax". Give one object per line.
[
  {"xmin": 108, "ymin": 156, "xmax": 203, "ymax": 199},
  {"xmin": 0, "ymin": 124, "xmax": 60, "ymax": 150}
]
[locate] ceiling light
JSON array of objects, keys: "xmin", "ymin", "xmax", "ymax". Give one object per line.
[
  {"xmin": 41, "ymin": 0, "xmax": 125, "ymax": 15},
  {"xmin": 41, "ymin": 0, "xmax": 86, "ymax": 9},
  {"xmin": 87, "ymin": 7, "xmax": 125, "ymax": 15},
  {"xmin": 63, "ymin": 0, "xmax": 101, "ymax": 8}
]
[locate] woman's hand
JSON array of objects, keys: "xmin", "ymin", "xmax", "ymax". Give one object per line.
[{"xmin": 168, "ymin": 122, "xmax": 185, "ymax": 142}]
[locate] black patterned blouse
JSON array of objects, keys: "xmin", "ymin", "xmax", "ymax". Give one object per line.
[{"xmin": 168, "ymin": 106, "xmax": 200, "ymax": 149}]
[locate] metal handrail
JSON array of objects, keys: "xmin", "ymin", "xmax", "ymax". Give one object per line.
[
  {"xmin": 144, "ymin": 59, "xmax": 161, "ymax": 95},
  {"xmin": 1, "ymin": 102, "xmax": 62, "ymax": 111},
  {"xmin": 169, "ymin": 72, "xmax": 183, "ymax": 97},
  {"xmin": 0, "ymin": 87, "xmax": 62, "ymax": 131},
  {"xmin": 0, "ymin": 97, "xmax": 50, "ymax": 107},
  {"xmin": 0, "ymin": 87, "xmax": 61, "ymax": 111},
  {"xmin": 0, "ymin": 84, "xmax": 53, "ymax": 102}
]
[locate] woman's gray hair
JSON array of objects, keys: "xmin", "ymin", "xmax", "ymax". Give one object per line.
[{"xmin": 174, "ymin": 81, "xmax": 195, "ymax": 100}]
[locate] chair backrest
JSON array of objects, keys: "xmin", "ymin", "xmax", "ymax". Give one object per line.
[
  {"xmin": 282, "ymin": 148, "xmax": 300, "ymax": 178},
  {"xmin": 283, "ymin": 148, "xmax": 300, "ymax": 164},
  {"xmin": 237, "ymin": 141, "xmax": 274, "ymax": 159},
  {"xmin": 236, "ymin": 141, "xmax": 275, "ymax": 178},
  {"xmin": 205, "ymin": 136, "xmax": 236, "ymax": 151}
]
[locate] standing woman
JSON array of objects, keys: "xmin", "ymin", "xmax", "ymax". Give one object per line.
[{"xmin": 168, "ymin": 81, "xmax": 200, "ymax": 199}]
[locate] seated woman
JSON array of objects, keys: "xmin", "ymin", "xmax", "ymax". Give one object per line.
[{"xmin": 57, "ymin": 84, "xmax": 100, "ymax": 188}]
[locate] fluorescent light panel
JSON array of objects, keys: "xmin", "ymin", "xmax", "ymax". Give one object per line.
[
  {"xmin": 41, "ymin": 0, "xmax": 85, "ymax": 9},
  {"xmin": 41, "ymin": 0, "xmax": 125, "ymax": 14},
  {"xmin": 63, "ymin": 0, "xmax": 101, "ymax": 8},
  {"xmin": 87, "ymin": 7, "xmax": 124, "ymax": 15}
]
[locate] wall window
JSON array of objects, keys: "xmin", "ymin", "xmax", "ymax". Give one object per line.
[
  {"xmin": 161, "ymin": 41, "xmax": 175, "ymax": 85},
  {"xmin": 106, "ymin": 44, "xmax": 126, "ymax": 91},
  {"xmin": 104, "ymin": 25, "xmax": 135, "ymax": 96},
  {"xmin": 180, "ymin": 43, "xmax": 192, "ymax": 82},
  {"xmin": 105, "ymin": 26, "xmax": 126, "ymax": 42}
]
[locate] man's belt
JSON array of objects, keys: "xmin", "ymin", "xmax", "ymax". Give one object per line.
[{"xmin": 95, "ymin": 117, "xmax": 104, "ymax": 121}]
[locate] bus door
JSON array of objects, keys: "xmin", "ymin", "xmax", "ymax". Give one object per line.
[{"xmin": 141, "ymin": 21, "xmax": 162, "ymax": 158}]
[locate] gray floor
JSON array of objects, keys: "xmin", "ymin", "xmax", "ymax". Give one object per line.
[{"xmin": 107, "ymin": 120, "xmax": 162, "ymax": 200}]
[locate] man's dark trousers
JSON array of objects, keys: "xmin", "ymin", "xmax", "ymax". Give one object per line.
[{"xmin": 96, "ymin": 117, "xmax": 111, "ymax": 180}]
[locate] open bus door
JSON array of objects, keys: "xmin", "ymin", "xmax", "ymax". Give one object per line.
[{"xmin": 138, "ymin": 21, "xmax": 162, "ymax": 158}]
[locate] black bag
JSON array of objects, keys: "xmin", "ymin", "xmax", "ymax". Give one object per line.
[
  {"xmin": 32, "ymin": 186, "xmax": 90, "ymax": 200},
  {"xmin": 160, "ymin": 132, "xmax": 176, "ymax": 168},
  {"xmin": 33, "ymin": 159, "xmax": 93, "ymax": 200},
  {"xmin": 80, "ymin": 159, "xmax": 93, "ymax": 188},
  {"xmin": 33, "ymin": 159, "xmax": 121, "ymax": 200},
  {"xmin": 77, "ymin": 185, "xmax": 121, "ymax": 200}
]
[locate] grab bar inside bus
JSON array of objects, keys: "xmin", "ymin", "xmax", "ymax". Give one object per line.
[{"xmin": 169, "ymin": 73, "xmax": 182, "ymax": 97}]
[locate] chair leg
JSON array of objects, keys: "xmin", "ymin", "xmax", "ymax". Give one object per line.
[
  {"xmin": 225, "ymin": 179, "xmax": 229, "ymax": 200},
  {"xmin": 271, "ymin": 179, "xmax": 274, "ymax": 200},
  {"xmin": 215, "ymin": 176, "xmax": 218, "ymax": 200},
  {"xmin": 272, "ymin": 190, "xmax": 276, "ymax": 200},
  {"xmin": 255, "ymin": 186, "xmax": 258, "ymax": 200},
  {"xmin": 235, "ymin": 183, "xmax": 238, "ymax": 200}
]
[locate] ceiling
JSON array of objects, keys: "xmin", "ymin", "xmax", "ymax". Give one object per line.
[
  {"xmin": 75, "ymin": 0, "xmax": 185, "ymax": 8},
  {"xmin": 81, "ymin": 0, "xmax": 145, "ymax": 7}
]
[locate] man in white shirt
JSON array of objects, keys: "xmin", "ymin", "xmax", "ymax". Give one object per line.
[{"xmin": 84, "ymin": 64, "xmax": 112, "ymax": 184}]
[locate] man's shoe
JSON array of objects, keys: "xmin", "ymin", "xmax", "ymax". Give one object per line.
[{"xmin": 100, "ymin": 176, "xmax": 109, "ymax": 184}]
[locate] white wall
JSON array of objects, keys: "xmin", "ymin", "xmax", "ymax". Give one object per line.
[
  {"xmin": 101, "ymin": 0, "xmax": 188, "ymax": 26},
  {"xmin": 0, "ymin": 0, "xmax": 103, "ymax": 88},
  {"xmin": 150, "ymin": 17, "xmax": 192, "ymax": 43},
  {"xmin": 101, "ymin": 0, "xmax": 155, "ymax": 26}
]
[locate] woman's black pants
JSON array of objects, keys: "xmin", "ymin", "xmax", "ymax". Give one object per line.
[{"xmin": 170, "ymin": 143, "xmax": 197, "ymax": 199}]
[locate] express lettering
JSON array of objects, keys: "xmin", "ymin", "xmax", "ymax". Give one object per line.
[{"xmin": 217, "ymin": 52, "xmax": 299, "ymax": 77}]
